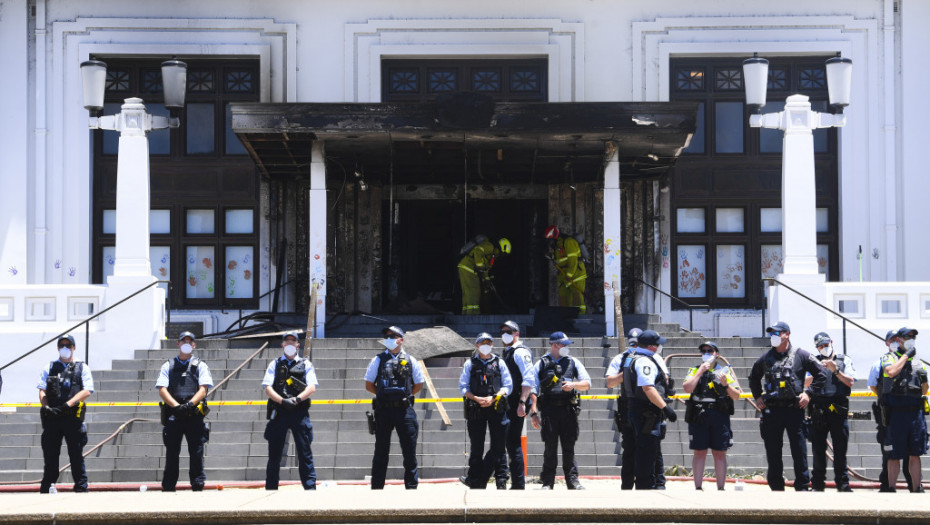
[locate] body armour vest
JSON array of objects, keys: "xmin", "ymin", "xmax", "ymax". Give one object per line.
[
  {"xmin": 376, "ymin": 351, "xmax": 414, "ymax": 401},
  {"xmin": 881, "ymin": 354, "xmax": 924, "ymax": 399},
  {"xmin": 167, "ymin": 358, "xmax": 202, "ymax": 403},
  {"xmin": 45, "ymin": 361, "xmax": 84, "ymax": 408},
  {"xmin": 502, "ymin": 344, "xmax": 527, "ymax": 398},
  {"xmin": 763, "ymin": 349, "xmax": 804, "ymax": 400},
  {"xmin": 689, "ymin": 369, "xmax": 727, "ymax": 404},
  {"xmin": 814, "ymin": 355, "xmax": 850, "ymax": 399},
  {"xmin": 272, "ymin": 358, "xmax": 310, "ymax": 400},
  {"xmin": 469, "ymin": 356, "xmax": 504, "ymax": 397},
  {"xmin": 627, "ymin": 354, "xmax": 668, "ymax": 402},
  {"xmin": 538, "ymin": 354, "xmax": 577, "ymax": 400},
  {"xmin": 620, "ymin": 351, "xmax": 636, "ymax": 399}
]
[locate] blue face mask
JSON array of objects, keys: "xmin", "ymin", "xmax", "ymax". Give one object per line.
[{"xmin": 383, "ymin": 338, "xmax": 399, "ymax": 351}]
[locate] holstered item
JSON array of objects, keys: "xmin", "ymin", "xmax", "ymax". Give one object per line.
[
  {"xmin": 464, "ymin": 398, "xmax": 481, "ymax": 421},
  {"xmin": 366, "ymin": 411, "xmax": 376, "ymax": 435},
  {"xmin": 492, "ymin": 395, "xmax": 509, "ymax": 415},
  {"xmin": 159, "ymin": 402, "xmax": 171, "ymax": 426},
  {"xmin": 684, "ymin": 401, "xmax": 698, "ymax": 424},
  {"xmin": 74, "ymin": 402, "xmax": 86, "ymax": 423},
  {"xmin": 266, "ymin": 400, "xmax": 276, "ymax": 420},
  {"xmin": 202, "ymin": 420, "xmax": 211, "ymax": 443},
  {"xmin": 640, "ymin": 409, "xmax": 659, "ymax": 436},
  {"xmin": 613, "ymin": 411, "xmax": 623, "ymax": 431},
  {"xmin": 197, "ymin": 399, "xmax": 211, "ymax": 417}
]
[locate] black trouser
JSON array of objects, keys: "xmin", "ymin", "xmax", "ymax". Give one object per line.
[
  {"xmin": 759, "ymin": 405, "xmax": 809, "ymax": 491},
  {"xmin": 654, "ymin": 438, "xmax": 666, "ymax": 489},
  {"xmin": 495, "ymin": 397, "xmax": 526, "ymax": 488},
  {"xmin": 371, "ymin": 405, "xmax": 419, "ymax": 489},
  {"xmin": 539, "ymin": 405, "xmax": 579, "ymax": 486},
  {"xmin": 162, "ymin": 414, "xmax": 207, "ymax": 491},
  {"xmin": 810, "ymin": 402, "xmax": 849, "ymax": 489},
  {"xmin": 465, "ymin": 408, "xmax": 509, "ymax": 488},
  {"xmin": 264, "ymin": 408, "xmax": 315, "ymax": 490},
  {"xmin": 619, "ymin": 418, "xmax": 636, "ymax": 489},
  {"xmin": 629, "ymin": 401, "xmax": 663, "ymax": 490},
  {"xmin": 40, "ymin": 417, "xmax": 87, "ymax": 493}
]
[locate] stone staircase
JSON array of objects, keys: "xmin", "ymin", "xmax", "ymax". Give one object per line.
[{"xmin": 0, "ymin": 319, "xmax": 905, "ymax": 486}]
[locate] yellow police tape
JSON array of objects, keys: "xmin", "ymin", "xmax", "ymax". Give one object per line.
[{"xmin": 0, "ymin": 390, "xmax": 880, "ymax": 408}]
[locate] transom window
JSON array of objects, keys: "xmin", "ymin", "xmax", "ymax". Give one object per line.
[
  {"xmin": 93, "ymin": 58, "xmax": 261, "ymax": 308},
  {"xmin": 382, "ymin": 59, "xmax": 548, "ymax": 102},
  {"xmin": 669, "ymin": 56, "xmax": 839, "ymax": 308}
]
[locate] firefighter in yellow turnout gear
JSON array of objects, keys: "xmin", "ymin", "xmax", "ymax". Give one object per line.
[
  {"xmin": 457, "ymin": 236, "xmax": 511, "ymax": 315},
  {"xmin": 544, "ymin": 226, "xmax": 587, "ymax": 314}
]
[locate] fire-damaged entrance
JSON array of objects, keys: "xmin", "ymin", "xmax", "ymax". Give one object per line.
[{"xmin": 231, "ymin": 97, "xmax": 696, "ymax": 331}]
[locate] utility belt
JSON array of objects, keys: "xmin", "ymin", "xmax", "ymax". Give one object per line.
[
  {"xmin": 160, "ymin": 400, "xmax": 210, "ymax": 426},
  {"xmin": 762, "ymin": 395, "xmax": 799, "ymax": 409},
  {"xmin": 264, "ymin": 397, "xmax": 310, "ymax": 420},
  {"xmin": 374, "ymin": 396, "xmax": 414, "ymax": 410},
  {"xmin": 463, "ymin": 395, "xmax": 508, "ymax": 420},
  {"xmin": 809, "ymin": 397, "xmax": 849, "ymax": 418},
  {"xmin": 537, "ymin": 391, "xmax": 580, "ymax": 410},
  {"xmin": 39, "ymin": 402, "xmax": 86, "ymax": 429},
  {"xmin": 876, "ymin": 397, "xmax": 928, "ymax": 427},
  {"xmin": 632, "ymin": 401, "xmax": 666, "ymax": 437},
  {"xmin": 684, "ymin": 398, "xmax": 731, "ymax": 424}
]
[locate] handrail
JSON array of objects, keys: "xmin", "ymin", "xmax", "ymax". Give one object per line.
[
  {"xmin": 633, "ymin": 277, "xmax": 710, "ymax": 332},
  {"xmin": 0, "ymin": 280, "xmax": 170, "ymax": 371},
  {"xmin": 206, "ymin": 342, "xmax": 270, "ymax": 399},
  {"xmin": 762, "ymin": 278, "xmax": 884, "ymax": 355}
]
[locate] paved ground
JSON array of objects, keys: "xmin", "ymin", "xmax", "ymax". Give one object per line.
[{"xmin": 1, "ymin": 478, "xmax": 929, "ymax": 524}]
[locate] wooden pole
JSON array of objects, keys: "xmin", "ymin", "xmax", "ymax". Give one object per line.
[
  {"xmin": 419, "ymin": 362, "xmax": 452, "ymax": 426},
  {"xmin": 305, "ymin": 282, "xmax": 318, "ymax": 359},
  {"xmin": 613, "ymin": 279, "xmax": 626, "ymax": 348}
]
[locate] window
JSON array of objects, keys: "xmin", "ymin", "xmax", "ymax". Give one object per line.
[
  {"xmin": 670, "ymin": 56, "xmax": 838, "ymax": 307},
  {"xmin": 382, "ymin": 59, "xmax": 548, "ymax": 102},
  {"xmin": 93, "ymin": 58, "xmax": 261, "ymax": 308}
]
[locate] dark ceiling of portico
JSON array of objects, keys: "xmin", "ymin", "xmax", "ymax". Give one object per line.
[{"xmin": 231, "ymin": 99, "xmax": 698, "ymax": 184}]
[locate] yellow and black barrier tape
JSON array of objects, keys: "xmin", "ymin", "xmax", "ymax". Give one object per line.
[{"xmin": 0, "ymin": 390, "xmax": 881, "ymax": 408}]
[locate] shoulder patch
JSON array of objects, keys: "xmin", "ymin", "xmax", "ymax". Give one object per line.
[{"xmin": 642, "ymin": 365, "xmax": 652, "ymax": 376}]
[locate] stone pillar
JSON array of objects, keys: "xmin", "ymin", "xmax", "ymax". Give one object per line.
[
  {"xmin": 309, "ymin": 141, "xmax": 327, "ymax": 337},
  {"xmin": 603, "ymin": 144, "xmax": 622, "ymax": 337}
]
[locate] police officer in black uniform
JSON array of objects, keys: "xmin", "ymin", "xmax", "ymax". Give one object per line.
[
  {"xmin": 262, "ymin": 331, "xmax": 319, "ymax": 490},
  {"xmin": 869, "ymin": 330, "xmax": 913, "ymax": 492},
  {"xmin": 605, "ymin": 327, "xmax": 643, "ymax": 489},
  {"xmin": 156, "ymin": 331, "xmax": 213, "ymax": 492},
  {"xmin": 529, "ymin": 332, "xmax": 591, "ymax": 490},
  {"xmin": 459, "ymin": 332, "xmax": 513, "ymax": 489},
  {"xmin": 807, "ymin": 332, "xmax": 856, "ymax": 492},
  {"xmin": 38, "ymin": 334, "xmax": 94, "ymax": 493},
  {"xmin": 495, "ymin": 320, "xmax": 536, "ymax": 490},
  {"xmin": 748, "ymin": 321, "xmax": 825, "ymax": 491},
  {"xmin": 623, "ymin": 330, "xmax": 677, "ymax": 490},
  {"xmin": 364, "ymin": 326, "xmax": 425, "ymax": 489}
]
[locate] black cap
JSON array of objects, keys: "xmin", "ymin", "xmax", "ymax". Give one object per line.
[
  {"xmin": 549, "ymin": 331, "xmax": 574, "ymax": 345},
  {"xmin": 638, "ymin": 330, "xmax": 666, "ymax": 347},
  {"xmin": 895, "ymin": 327, "xmax": 918, "ymax": 338},
  {"xmin": 177, "ymin": 331, "xmax": 196, "ymax": 342},
  {"xmin": 57, "ymin": 334, "xmax": 76, "ymax": 347},
  {"xmin": 382, "ymin": 326, "xmax": 406, "ymax": 338},
  {"xmin": 813, "ymin": 332, "xmax": 832, "ymax": 347},
  {"xmin": 475, "ymin": 332, "xmax": 494, "ymax": 344},
  {"xmin": 500, "ymin": 320, "xmax": 520, "ymax": 333},
  {"xmin": 766, "ymin": 321, "xmax": 791, "ymax": 334},
  {"xmin": 627, "ymin": 328, "xmax": 643, "ymax": 342},
  {"xmin": 699, "ymin": 341, "xmax": 719, "ymax": 353},
  {"xmin": 885, "ymin": 330, "xmax": 896, "ymax": 342}
]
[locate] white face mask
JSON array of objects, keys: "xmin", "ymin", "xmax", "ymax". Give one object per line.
[
  {"xmin": 890, "ymin": 341, "xmax": 901, "ymax": 353},
  {"xmin": 59, "ymin": 348, "xmax": 72, "ymax": 360},
  {"xmin": 818, "ymin": 345, "xmax": 833, "ymax": 358},
  {"xmin": 654, "ymin": 344, "xmax": 663, "ymax": 355},
  {"xmin": 702, "ymin": 353, "xmax": 715, "ymax": 363},
  {"xmin": 501, "ymin": 333, "xmax": 514, "ymax": 345},
  {"xmin": 770, "ymin": 335, "xmax": 783, "ymax": 347},
  {"xmin": 478, "ymin": 344, "xmax": 492, "ymax": 356},
  {"xmin": 383, "ymin": 338, "xmax": 399, "ymax": 351},
  {"xmin": 558, "ymin": 346, "xmax": 570, "ymax": 358},
  {"xmin": 283, "ymin": 344, "xmax": 298, "ymax": 358},
  {"xmin": 904, "ymin": 339, "xmax": 916, "ymax": 351},
  {"xmin": 180, "ymin": 343, "xmax": 193, "ymax": 356}
]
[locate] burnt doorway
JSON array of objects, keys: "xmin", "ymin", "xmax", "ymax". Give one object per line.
[{"xmin": 384, "ymin": 197, "xmax": 548, "ymax": 314}]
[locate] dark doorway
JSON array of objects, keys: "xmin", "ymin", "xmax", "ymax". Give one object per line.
[{"xmin": 384, "ymin": 198, "xmax": 548, "ymax": 314}]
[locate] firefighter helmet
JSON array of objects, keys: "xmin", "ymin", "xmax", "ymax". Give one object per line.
[
  {"xmin": 544, "ymin": 225, "xmax": 560, "ymax": 239},
  {"xmin": 498, "ymin": 238, "xmax": 512, "ymax": 254}
]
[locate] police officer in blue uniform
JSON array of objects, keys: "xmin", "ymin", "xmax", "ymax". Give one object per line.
[
  {"xmin": 623, "ymin": 329, "xmax": 677, "ymax": 490},
  {"xmin": 364, "ymin": 326, "xmax": 425, "ymax": 489},
  {"xmin": 807, "ymin": 332, "xmax": 856, "ymax": 492},
  {"xmin": 495, "ymin": 320, "xmax": 537, "ymax": 490},
  {"xmin": 529, "ymin": 332, "xmax": 591, "ymax": 490},
  {"xmin": 868, "ymin": 330, "xmax": 913, "ymax": 492},
  {"xmin": 38, "ymin": 334, "xmax": 94, "ymax": 493},
  {"xmin": 156, "ymin": 331, "xmax": 213, "ymax": 492},
  {"xmin": 459, "ymin": 332, "xmax": 513, "ymax": 489},
  {"xmin": 748, "ymin": 321, "xmax": 825, "ymax": 491},
  {"xmin": 878, "ymin": 327, "xmax": 927, "ymax": 492},
  {"xmin": 605, "ymin": 327, "xmax": 643, "ymax": 490},
  {"xmin": 262, "ymin": 331, "xmax": 319, "ymax": 490}
]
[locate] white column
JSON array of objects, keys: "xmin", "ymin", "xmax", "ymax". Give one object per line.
[
  {"xmin": 603, "ymin": 145, "xmax": 622, "ymax": 337},
  {"xmin": 309, "ymin": 141, "xmax": 327, "ymax": 338},
  {"xmin": 779, "ymin": 95, "xmax": 822, "ymax": 280},
  {"xmin": 108, "ymin": 99, "xmax": 155, "ymax": 283}
]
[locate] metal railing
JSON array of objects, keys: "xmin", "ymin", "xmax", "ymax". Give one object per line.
[
  {"xmin": 761, "ymin": 278, "xmax": 884, "ymax": 355},
  {"xmin": 633, "ymin": 277, "xmax": 710, "ymax": 332},
  {"xmin": 0, "ymin": 280, "xmax": 170, "ymax": 370}
]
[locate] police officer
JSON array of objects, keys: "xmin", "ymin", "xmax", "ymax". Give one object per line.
[
  {"xmin": 457, "ymin": 236, "xmax": 511, "ymax": 315},
  {"xmin": 748, "ymin": 321, "xmax": 825, "ymax": 491},
  {"xmin": 868, "ymin": 330, "xmax": 913, "ymax": 492},
  {"xmin": 262, "ymin": 331, "xmax": 318, "ymax": 490},
  {"xmin": 623, "ymin": 329, "xmax": 677, "ymax": 490},
  {"xmin": 156, "ymin": 331, "xmax": 213, "ymax": 492},
  {"xmin": 682, "ymin": 342, "xmax": 741, "ymax": 491},
  {"xmin": 543, "ymin": 226, "xmax": 587, "ymax": 314},
  {"xmin": 38, "ymin": 334, "xmax": 94, "ymax": 493},
  {"xmin": 495, "ymin": 320, "xmax": 537, "ymax": 490},
  {"xmin": 807, "ymin": 332, "xmax": 856, "ymax": 492},
  {"xmin": 364, "ymin": 326, "xmax": 425, "ymax": 489},
  {"xmin": 529, "ymin": 331, "xmax": 591, "ymax": 490},
  {"xmin": 459, "ymin": 332, "xmax": 513, "ymax": 489},
  {"xmin": 878, "ymin": 327, "xmax": 927, "ymax": 492},
  {"xmin": 605, "ymin": 327, "xmax": 643, "ymax": 490}
]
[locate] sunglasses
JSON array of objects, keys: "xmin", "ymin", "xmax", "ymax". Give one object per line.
[
  {"xmin": 57, "ymin": 343, "xmax": 74, "ymax": 349},
  {"xmin": 501, "ymin": 330, "xmax": 513, "ymax": 335},
  {"xmin": 385, "ymin": 334, "xmax": 399, "ymax": 339},
  {"xmin": 769, "ymin": 331, "xmax": 783, "ymax": 336},
  {"xmin": 816, "ymin": 343, "xmax": 830, "ymax": 350}
]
